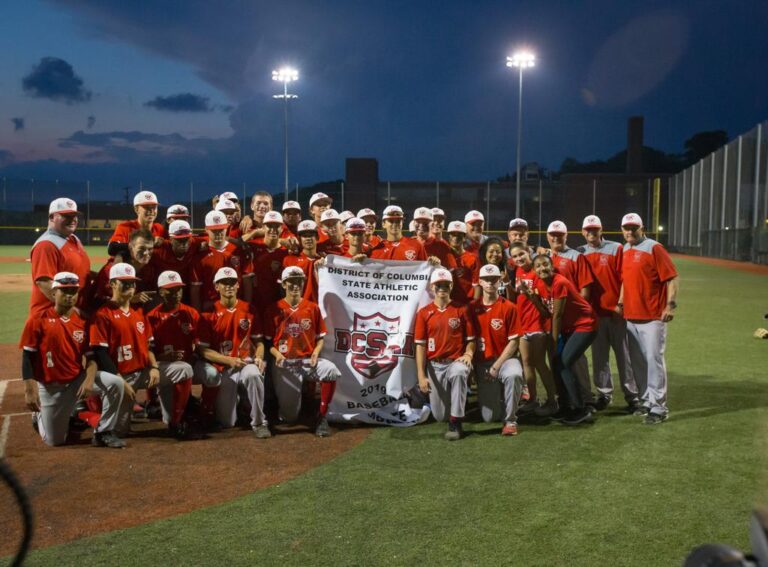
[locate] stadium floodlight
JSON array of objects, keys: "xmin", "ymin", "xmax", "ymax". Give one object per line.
[
  {"xmin": 272, "ymin": 67, "xmax": 299, "ymax": 197},
  {"xmin": 506, "ymin": 50, "xmax": 536, "ymax": 217}
]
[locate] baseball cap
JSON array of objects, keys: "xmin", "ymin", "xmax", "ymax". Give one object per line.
[
  {"xmin": 431, "ymin": 207, "xmax": 445, "ymax": 218},
  {"xmin": 168, "ymin": 220, "xmax": 193, "ymax": 239},
  {"xmin": 508, "ymin": 218, "xmax": 528, "ymax": 230},
  {"xmin": 464, "ymin": 210, "xmax": 484, "ymax": 224},
  {"xmin": 280, "ymin": 266, "xmax": 306, "ymax": 282},
  {"xmin": 49, "ymin": 197, "xmax": 78, "ymax": 215},
  {"xmin": 51, "ymin": 271, "xmax": 80, "ymax": 289},
  {"xmin": 205, "ymin": 210, "xmax": 229, "ymax": 230},
  {"xmin": 214, "ymin": 267, "xmax": 238, "ymax": 283},
  {"xmin": 215, "ymin": 198, "xmax": 238, "ymax": 212},
  {"xmin": 263, "ymin": 211, "xmax": 284, "ymax": 225},
  {"xmin": 109, "ymin": 263, "xmax": 140, "ymax": 281},
  {"xmin": 320, "ymin": 209, "xmax": 341, "ymax": 223},
  {"xmin": 134, "ymin": 191, "xmax": 159, "ymax": 207},
  {"xmin": 413, "ymin": 207, "xmax": 433, "ymax": 221},
  {"xmin": 446, "ymin": 221, "xmax": 467, "ymax": 234},
  {"xmin": 408, "ymin": 220, "xmax": 416, "ymax": 232},
  {"xmin": 339, "ymin": 210, "xmax": 355, "ymax": 224},
  {"xmin": 297, "ymin": 219, "xmax": 318, "ymax": 233},
  {"xmin": 430, "ymin": 269, "xmax": 453, "ymax": 285},
  {"xmin": 382, "ymin": 205, "xmax": 404, "ymax": 219},
  {"xmin": 357, "ymin": 208, "xmax": 376, "ymax": 219},
  {"xmin": 621, "ymin": 213, "xmax": 643, "ymax": 227},
  {"xmin": 219, "ymin": 191, "xmax": 239, "ymax": 202},
  {"xmin": 157, "ymin": 270, "xmax": 185, "ymax": 289},
  {"xmin": 582, "ymin": 215, "xmax": 602, "ymax": 229},
  {"xmin": 345, "ymin": 218, "xmax": 366, "ymax": 233},
  {"xmin": 547, "ymin": 220, "xmax": 568, "ymax": 234},
  {"xmin": 166, "ymin": 204, "xmax": 190, "ymax": 219},
  {"xmin": 479, "ymin": 264, "xmax": 501, "ymax": 278},
  {"xmin": 309, "ymin": 192, "xmax": 332, "ymax": 207},
  {"xmin": 282, "ymin": 200, "xmax": 301, "ymax": 212}
]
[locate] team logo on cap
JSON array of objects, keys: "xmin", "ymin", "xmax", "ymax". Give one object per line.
[
  {"xmin": 136, "ymin": 322, "xmax": 145, "ymax": 334},
  {"xmin": 72, "ymin": 330, "xmax": 85, "ymax": 343},
  {"xmin": 491, "ymin": 319, "xmax": 503, "ymax": 331},
  {"xmin": 335, "ymin": 313, "xmax": 414, "ymax": 380}
]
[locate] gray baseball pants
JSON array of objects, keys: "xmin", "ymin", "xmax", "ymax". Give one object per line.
[
  {"xmin": 156, "ymin": 361, "xmax": 194, "ymax": 425},
  {"xmin": 475, "ymin": 359, "xmax": 525, "ymax": 423},
  {"xmin": 116, "ymin": 368, "xmax": 152, "ymax": 436},
  {"xmin": 626, "ymin": 320, "xmax": 668, "ymax": 416},
  {"xmin": 216, "ymin": 364, "xmax": 266, "ymax": 428},
  {"xmin": 592, "ymin": 315, "xmax": 639, "ymax": 403},
  {"xmin": 272, "ymin": 359, "xmax": 340, "ymax": 423},
  {"xmin": 426, "ymin": 359, "xmax": 469, "ymax": 421}
]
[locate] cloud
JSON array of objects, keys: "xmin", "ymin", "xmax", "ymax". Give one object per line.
[
  {"xmin": 144, "ymin": 93, "xmax": 214, "ymax": 112},
  {"xmin": 22, "ymin": 57, "xmax": 92, "ymax": 104},
  {"xmin": 11, "ymin": 117, "xmax": 25, "ymax": 131},
  {"xmin": 87, "ymin": 115, "xmax": 96, "ymax": 129}
]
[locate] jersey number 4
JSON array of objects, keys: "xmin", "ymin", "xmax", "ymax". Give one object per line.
[{"xmin": 117, "ymin": 345, "xmax": 133, "ymax": 362}]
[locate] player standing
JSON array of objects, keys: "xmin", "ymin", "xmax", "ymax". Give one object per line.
[
  {"xmin": 317, "ymin": 209, "xmax": 348, "ymax": 256},
  {"xmin": 444, "ymin": 221, "xmax": 480, "ymax": 305},
  {"xmin": 463, "ymin": 210, "xmax": 488, "ymax": 254},
  {"xmin": 430, "ymin": 207, "xmax": 445, "ymax": 241},
  {"xmin": 412, "ymin": 207, "xmax": 457, "ymax": 269},
  {"xmin": 357, "ymin": 208, "xmax": 382, "ymax": 248},
  {"xmin": 250, "ymin": 211, "xmax": 291, "ymax": 311},
  {"xmin": 108, "ymin": 190, "xmax": 165, "ymax": 257},
  {"xmin": 369, "ymin": 206, "xmax": 428, "ymax": 261}
]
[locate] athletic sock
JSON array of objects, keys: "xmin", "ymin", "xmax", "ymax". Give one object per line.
[
  {"xmin": 319, "ymin": 381, "xmax": 337, "ymax": 416},
  {"xmin": 171, "ymin": 380, "xmax": 192, "ymax": 425}
]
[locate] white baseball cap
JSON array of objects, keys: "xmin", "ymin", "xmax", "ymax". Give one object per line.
[
  {"xmin": 320, "ymin": 209, "xmax": 341, "ymax": 223},
  {"xmin": 309, "ymin": 192, "xmax": 332, "ymax": 207},
  {"xmin": 479, "ymin": 264, "xmax": 501, "ymax": 278},
  {"xmin": 297, "ymin": 220, "xmax": 318, "ymax": 233},
  {"xmin": 280, "ymin": 266, "xmax": 306, "ymax": 282},
  {"xmin": 205, "ymin": 210, "xmax": 229, "ymax": 229},
  {"xmin": 582, "ymin": 215, "xmax": 602, "ymax": 229},
  {"xmin": 446, "ymin": 221, "xmax": 467, "ymax": 234},
  {"xmin": 339, "ymin": 210, "xmax": 355, "ymax": 224},
  {"xmin": 431, "ymin": 207, "xmax": 445, "ymax": 218},
  {"xmin": 282, "ymin": 200, "xmax": 301, "ymax": 212},
  {"xmin": 508, "ymin": 218, "xmax": 528, "ymax": 230},
  {"xmin": 109, "ymin": 263, "xmax": 139, "ymax": 281},
  {"xmin": 157, "ymin": 270, "xmax": 185, "ymax": 288},
  {"xmin": 408, "ymin": 220, "xmax": 416, "ymax": 232},
  {"xmin": 621, "ymin": 213, "xmax": 643, "ymax": 227},
  {"xmin": 382, "ymin": 205, "xmax": 404, "ymax": 219},
  {"xmin": 134, "ymin": 191, "xmax": 159, "ymax": 207},
  {"xmin": 214, "ymin": 267, "xmax": 238, "ymax": 283},
  {"xmin": 357, "ymin": 208, "xmax": 376, "ymax": 219},
  {"xmin": 263, "ymin": 211, "xmax": 284, "ymax": 225},
  {"xmin": 345, "ymin": 218, "xmax": 367, "ymax": 233},
  {"xmin": 413, "ymin": 207, "xmax": 433, "ymax": 221},
  {"xmin": 49, "ymin": 197, "xmax": 78, "ymax": 215},
  {"xmin": 168, "ymin": 220, "xmax": 193, "ymax": 239},
  {"xmin": 430, "ymin": 269, "xmax": 453, "ymax": 285},
  {"xmin": 464, "ymin": 210, "xmax": 484, "ymax": 224},
  {"xmin": 51, "ymin": 271, "xmax": 80, "ymax": 289},
  {"xmin": 547, "ymin": 220, "xmax": 568, "ymax": 234},
  {"xmin": 166, "ymin": 204, "xmax": 190, "ymax": 219},
  {"xmin": 215, "ymin": 198, "xmax": 238, "ymax": 212},
  {"xmin": 219, "ymin": 191, "xmax": 239, "ymax": 202}
]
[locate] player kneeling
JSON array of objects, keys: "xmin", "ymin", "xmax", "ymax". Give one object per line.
[
  {"xmin": 197, "ymin": 268, "xmax": 270, "ymax": 438},
  {"xmin": 21, "ymin": 272, "xmax": 126, "ymax": 448},
  {"xmin": 469, "ymin": 265, "xmax": 525, "ymax": 436},
  {"xmin": 265, "ymin": 266, "xmax": 340, "ymax": 437},
  {"xmin": 415, "ymin": 269, "xmax": 476, "ymax": 440}
]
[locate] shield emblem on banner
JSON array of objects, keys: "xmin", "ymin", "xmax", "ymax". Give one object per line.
[{"xmin": 350, "ymin": 312, "xmax": 401, "ymax": 379}]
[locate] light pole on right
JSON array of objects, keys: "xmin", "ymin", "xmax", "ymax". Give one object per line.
[{"xmin": 506, "ymin": 50, "xmax": 535, "ymax": 217}]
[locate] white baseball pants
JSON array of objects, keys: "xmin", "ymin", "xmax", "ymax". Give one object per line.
[
  {"xmin": 626, "ymin": 319, "xmax": 668, "ymax": 416},
  {"xmin": 272, "ymin": 359, "xmax": 340, "ymax": 423},
  {"xmin": 592, "ymin": 315, "xmax": 639, "ymax": 403},
  {"xmin": 474, "ymin": 359, "xmax": 525, "ymax": 423},
  {"xmin": 426, "ymin": 360, "xmax": 470, "ymax": 421}
]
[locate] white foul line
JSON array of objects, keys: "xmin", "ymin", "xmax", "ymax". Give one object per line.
[
  {"xmin": 0, "ymin": 415, "xmax": 11, "ymax": 459},
  {"xmin": 0, "ymin": 381, "xmax": 7, "ymax": 413}
]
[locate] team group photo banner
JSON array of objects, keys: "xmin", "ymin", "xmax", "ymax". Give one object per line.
[{"xmin": 318, "ymin": 255, "xmax": 433, "ymax": 426}]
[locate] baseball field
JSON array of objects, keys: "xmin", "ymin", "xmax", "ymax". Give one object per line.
[{"xmin": 1, "ymin": 244, "xmax": 766, "ymax": 566}]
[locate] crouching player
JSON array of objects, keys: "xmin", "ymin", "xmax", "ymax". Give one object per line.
[
  {"xmin": 197, "ymin": 267, "xmax": 270, "ymax": 438},
  {"xmin": 469, "ymin": 265, "xmax": 525, "ymax": 436},
  {"xmin": 21, "ymin": 272, "xmax": 126, "ymax": 448},
  {"xmin": 265, "ymin": 266, "xmax": 340, "ymax": 437},
  {"xmin": 146, "ymin": 271, "xmax": 199, "ymax": 439},
  {"xmin": 415, "ymin": 269, "xmax": 476, "ymax": 440}
]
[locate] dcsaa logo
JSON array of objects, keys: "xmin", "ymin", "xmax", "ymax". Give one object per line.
[{"xmin": 335, "ymin": 312, "xmax": 414, "ymax": 380}]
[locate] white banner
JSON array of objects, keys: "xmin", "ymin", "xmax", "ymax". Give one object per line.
[{"xmin": 318, "ymin": 255, "xmax": 433, "ymax": 426}]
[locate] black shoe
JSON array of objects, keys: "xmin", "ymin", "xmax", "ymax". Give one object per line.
[
  {"xmin": 169, "ymin": 421, "xmax": 193, "ymax": 440},
  {"xmin": 550, "ymin": 406, "xmax": 570, "ymax": 422},
  {"xmin": 594, "ymin": 396, "xmax": 611, "ymax": 411},
  {"xmin": 146, "ymin": 402, "xmax": 163, "ymax": 421},
  {"xmin": 643, "ymin": 413, "xmax": 668, "ymax": 425},
  {"xmin": 562, "ymin": 408, "xmax": 595, "ymax": 426},
  {"xmin": 315, "ymin": 416, "xmax": 331, "ymax": 437},
  {"xmin": 444, "ymin": 420, "xmax": 464, "ymax": 440},
  {"xmin": 92, "ymin": 431, "xmax": 127, "ymax": 448},
  {"xmin": 632, "ymin": 405, "xmax": 650, "ymax": 417}
]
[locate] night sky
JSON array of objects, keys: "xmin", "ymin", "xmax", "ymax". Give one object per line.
[{"xmin": 1, "ymin": 0, "xmax": 767, "ymax": 194}]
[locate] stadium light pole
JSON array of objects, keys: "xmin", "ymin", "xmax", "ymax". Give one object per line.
[
  {"xmin": 506, "ymin": 50, "xmax": 535, "ymax": 217},
  {"xmin": 272, "ymin": 67, "xmax": 299, "ymax": 199}
]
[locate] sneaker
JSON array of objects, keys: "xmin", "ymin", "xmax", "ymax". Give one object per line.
[
  {"xmin": 593, "ymin": 396, "xmax": 611, "ymax": 411},
  {"xmin": 253, "ymin": 423, "xmax": 272, "ymax": 439},
  {"xmin": 31, "ymin": 412, "xmax": 40, "ymax": 435},
  {"xmin": 314, "ymin": 417, "xmax": 331, "ymax": 438},
  {"xmin": 501, "ymin": 422, "xmax": 518, "ymax": 436},
  {"xmin": 169, "ymin": 422, "xmax": 192, "ymax": 440},
  {"xmin": 132, "ymin": 403, "xmax": 148, "ymax": 421},
  {"xmin": 92, "ymin": 431, "xmax": 127, "ymax": 449},
  {"xmin": 518, "ymin": 399, "xmax": 539, "ymax": 415},
  {"xmin": 562, "ymin": 408, "xmax": 595, "ymax": 426},
  {"xmin": 444, "ymin": 420, "xmax": 464, "ymax": 441},
  {"xmin": 643, "ymin": 413, "xmax": 668, "ymax": 425},
  {"xmin": 520, "ymin": 384, "xmax": 531, "ymax": 402},
  {"xmin": 550, "ymin": 405, "xmax": 570, "ymax": 422},
  {"xmin": 632, "ymin": 405, "xmax": 650, "ymax": 417},
  {"xmin": 146, "ymin": 402, "xmax": 163, "ymax": 420},
  {"xmin": 534, "ymin": 399, "xmax": 558, "ymax": 418}
]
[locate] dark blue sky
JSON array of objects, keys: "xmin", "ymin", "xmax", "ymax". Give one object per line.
[{"xmin": 1, "ymin": 0, "xmax": 767, "ymax": 193}]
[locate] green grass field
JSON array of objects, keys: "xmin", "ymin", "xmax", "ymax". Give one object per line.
[{"xmin": 2, "ymin": 246, "xmax": 767, "ymax": 566}]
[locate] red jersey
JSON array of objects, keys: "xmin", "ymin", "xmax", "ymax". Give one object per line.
[
  {"xmin": 283, "ymin": 253, "xmax": 320, "ymax": 303},
  {"xmin": 414, "ymin": 302, "xmax": 476, "ymax": 361},
  {"xmin": 228, "ymin": 224, "xmax": 243, "ymax": 239},
  {"xmin": 251, "ymin": 244, "xmax": 290, "ymax": 310},
  {"xmin": 450, "ymin": 250, "xmax": 480, "ymax": 305},
  {"xmin": 369, "ymin": 237, "xmax": 427, "ymax": 261},
  {"xmin": 468, "ymin": 297, "xmax": 519, "ymax": 362},
  {"xmin": 264, "ymin": 298, "xmax": 326, "ymax": 359},
  {"xmin": 551, "ymin": 248, "xmax": 594, "ymax": 291},
  {"xmin": 146, "ymin": 303, "xmax": 200, "ymax": 363},
  {"xmin": 368, "ymin": 234, "xmax": 383, "ymax": 248},
  {"xmin": 109, "ymin": 220, "xmax": 165, "ymax": 245},
  {"xmin": 149, "ymin": 240, "xmax": 202, "ymax": 300},
  {"xmin": 29, "ymin": 230, "xmax": 91, "ymax": 315},
  {"xmin": 190, "ymin": 242, "xmax": 253, "ymax": 304},
  {"xmin": 512, "ymin": 265, "xmax": 549, "ymax": 334},
  {"xmin": 539, "ymin": 274, "xmax": 597, "ymax": 334},
  {"xmin": 578, "ymin": 240, "xmax": 623, "ymax": 317},
  {"xmin": 317, "ymin": 239, "xmax": 349, "ymax": 257},
  {"xmin": 90, "ymin": 303, "xmax": 153, "ymax": 374},
  {"xmin": 20, "ymin": 307, "xmax": 90, "ymax": 384},
  {"xmin": 200, "ymin": 300, "xmax": 263, "ymax": 367},
  {"xmin": 94, "ymin": 259, "xmax": 157, "ymax": 304},
  {"xmin": 621, "ymin": 238, "xmax": 678, "ymax": 321},
  {"xmin": 423, "ymin": 238, "xmax": 458, "ymax": 270}
]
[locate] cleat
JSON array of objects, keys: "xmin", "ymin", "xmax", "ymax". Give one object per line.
[
  {"xmin": 169, "ymin": 422, "xmax": 194, "ymax": 440},
  {"xmin": 501, "ymin": 422, "xmax": 518, "ymax": 436},
  {"xmin": 314, "ymin": 417, "xmax": 331, "ymax": 438},
  {"xmin": 593, "ymin": 396, "xmax": 611, "ymax": 411},
  {"xmin": 632, "ymin": 405, "xmax": 650, "ymax": 417},
  {"xmin": 253, "ymin": 423, "xmax": 272, "ymax": 439},
  {"xmin": 518, "ymin": 399, "xmax": 539, "ymax": 415},
  {"xmin": 643, "ymin": 413, "xmax": 668, "ymax": 425},
  {"xmin": 92, "ymin": 431, "xmax": 127, "ymax": 449},
  {"xmin": 534, "ymin": 399, "xmax": 558, "ymax": 418},
  {"xmin": 562, "ymin": 408, "xmax": 595, "ymax": 426},
  {"xmin": 444, "ymin": 420, "xmax": 464, "ymax": 441}
]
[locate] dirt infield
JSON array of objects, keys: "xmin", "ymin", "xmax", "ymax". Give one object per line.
[
  {"xmin": 0, "ymin": 274, "xmax": 30, "ymax": 292},
  {"xmin": 672, "ymin": 254, "xmax": 768, "ymax": 275},
  {"xmin": 0, "ymin": 344, "xmax": 370, "ymax": 555},
  {"xmin": 0, "ymin": 257, "xmax": 28, "ymax": 263}
]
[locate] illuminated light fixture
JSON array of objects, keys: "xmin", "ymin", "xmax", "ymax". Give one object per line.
[{"xmin": 506, "ymin": 50, "xmax": 536, "ymax": 217}]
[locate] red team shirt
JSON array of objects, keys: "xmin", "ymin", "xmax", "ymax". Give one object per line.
[
  {"xmin": 20, "ymin": 308, "xmax": 90, "ymax": 384},
  {"xmin": 423, "ymin": 238, "xmax": 458, "ymax": 270},
  {"xmin": 146, "ymin": 303, "xmax": 201, "ymax": 362},
  {"xmin": 109, "ymin": 221, "xmax": 165, "ymax": 245},
  {"xmin": 282, "ymin": 253, "xmax": 320, "ymax": 303},
  {"xmin": 552, "ymin": 248, "xmax": 594, "ymax": 291},
  {"xmin": 450, "ymin": 250, "xmax": 480, "ymax": 305},
  {"xmin": 621, "ymin": 238, "xmax": 678, "ymax": 321},
  {"xmin": 200, "ymin": 300, "xmax": 263, "ymax": 368},
  {"xmin": 468, "ymin": 297, "xmax": 519, "ymax": 362},
  {"xmin": 538, "ymin": 274, "xmax": 597, "ymax": 334},
  {"xmin": 89, "ymin": 303, "xmax": 153, "ymax": 374},
  {"xmin": 250, "ymin": 244, "xmax": 290, "ymax": 310},
  {"xmin": 264, "ymin": 299, "xmax": 326, "ymax": 359},
  {"xmin": 150, "ymin": 239, "xmax": 203, "ymax": 288},
  {"xmin": 578, "ymin": 240, "xmax": 623, "ymax": 317},
  {"xmin": 317, "ymin": 238, "xmax": 349, "ymax": 257},
  {"xmin": 190, "ymin": 242, "xmax": 253, "ymax": 304},
  {"xmin": 414, "ymin": 302, "xmax": 476, "ymax": 361},
  {"xmin": 512, "ymin": 265, "xmax": 549, "ymax": 334},
  {"xmin": 29, "ymin": 231, "xmax": 91, "ymax": 314},
  {"xmin": 94, "ymin": 259, "xmax": 157, "ymax": 304},
  {"xmin": 369, "ymin": 237, "xmax": 428, "ymax": 261}
]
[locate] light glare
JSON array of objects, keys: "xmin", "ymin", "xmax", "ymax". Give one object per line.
[
  {"xmin": 506, "ymin": 51, "xmax": 536, "ymax": 68},
  {"xmin": 272, "ymin": 67, "xmax": 299, "ymax": 83}
]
